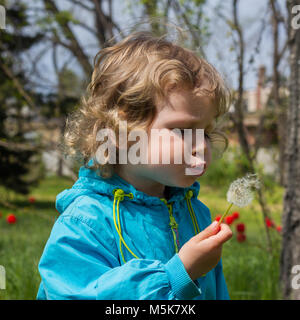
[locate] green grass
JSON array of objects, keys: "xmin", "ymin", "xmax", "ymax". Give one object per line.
[
  {"xmin": 199, "ymin": 172, "xmax": 284, "ymax": 300},
  {"xmin": 0, "ymin": 176, "xmax": 73, "ymax": 300},
  {"xmin": 0, "ymin": 172, "xmax": 284, "ymax": 300}
]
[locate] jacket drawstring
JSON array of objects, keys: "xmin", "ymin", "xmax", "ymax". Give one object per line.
[
  {"xmin": 160, "ymin": 198, "xmax": 180, "ymax": 254},
  {"xmin": 185, "ymin": 190, "xmax": 201, "ymax": 234},
  {"xmin": 112, "ymin": 188, "xmax": 137, "ymax": 264},
  {"xmin": 112, "ymin": 188, "xmax": 200, "ymax": 264}
]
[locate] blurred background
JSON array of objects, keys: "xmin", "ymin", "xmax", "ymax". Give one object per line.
[{"xmin": 0, "ymin": 0, "xmax": 299, "ymax": 300}]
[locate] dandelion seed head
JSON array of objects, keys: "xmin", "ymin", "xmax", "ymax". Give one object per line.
[{"xmin": 226, "ymin": 173, "xmax": 260, "ymax": 207}]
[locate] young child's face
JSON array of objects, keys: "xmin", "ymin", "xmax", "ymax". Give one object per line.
[{"xmin": 130, "ymin": 87, "xmax": 216, "ymax": 188}]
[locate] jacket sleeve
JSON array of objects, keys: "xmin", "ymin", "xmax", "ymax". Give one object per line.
[
  {"xmin": 37, "ymin": 214, "xmax": 202, "ymax": 300},
  {"xmin": 215, "ymin": 258, "xmax": 230, "ymax": 300}
]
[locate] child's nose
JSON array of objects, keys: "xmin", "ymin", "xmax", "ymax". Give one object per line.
[
  {"xmin": 192, "ymin": 134, "xmax": 208, "ymax": 156},
  {"xmin": 191, "ymin": 137, "xmax": 207, "ymax": 168}
]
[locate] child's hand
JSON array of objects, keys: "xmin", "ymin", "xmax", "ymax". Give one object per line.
[{"xmin": 178, "ymin": 221, "xmax": 233, "ymax": 281}]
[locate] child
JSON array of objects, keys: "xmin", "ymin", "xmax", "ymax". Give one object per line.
[{"xmin": 36, "ymin": 31, "xmax": 233, "ymax": 300}]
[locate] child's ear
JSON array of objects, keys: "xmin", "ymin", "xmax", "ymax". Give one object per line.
[
  {"xmin": 166, "ymin": 83, "xmax": 177, "ymax": 93},
  {"xmin": 206, "ymin": 121, "xmax": 216, "ymax": 133}
]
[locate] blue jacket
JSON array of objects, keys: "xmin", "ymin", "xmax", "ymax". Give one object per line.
[{"xmin": 36, "ymin": 162, "xmax": 230, "ymax": 300}]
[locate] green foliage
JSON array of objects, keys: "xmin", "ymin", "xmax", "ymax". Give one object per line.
[
  {"xmin": 54, "ymin": 10, "xmax": 79, "ymax": 25},
  {"xmin": 222, "ymin": 235, "xmax": 282, "ymax": 299},
  {"xmin": 179, "ymin": 0, "xmax": 206, "ymax": 6},
  {"xmin": 0, "ymin": 176, "xmax": 72, "ymax": 300},
  {"xmin": 198, "ymin": 144, "xmax": 284, "ymax": 299},
  {"xmin": 200, "ymin": 146, "xmax": 251, "ymax": 189},
  {"xmin": 124, "ymin": 0, "xmax": 210, "ymax": 53},
  {"xmin": 36, "ymin": 8, "xmax": 79, "ymax": 33},
  {"xmin": 192, "ymin": 0, "xmax": 206, "ymax": 5},
  {"xmin": 0, "ymin": 2, "xmax": 45, "ymax": 194}
]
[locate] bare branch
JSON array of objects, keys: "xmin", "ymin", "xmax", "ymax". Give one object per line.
[
  {"xmin": 171, "ymin": 0, "xmax": 205, "ymax": 56},
  {"xmin": 0, "ymin": 59, "xmax": 37, "ymax": 111},
  {"xmin": 65, "ymin": 0, "xmax": 94, "ymax": 11},
  {"xmin": 43, "ymin": 0, "xmax": 93, "ymax": 76}
]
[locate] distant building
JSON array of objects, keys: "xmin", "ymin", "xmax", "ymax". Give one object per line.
[
  {"xmin": 243, "ymin": 66, "xmax": 272, "ymax": 113},
  {"xmin": 227, "ymin": 66, "xmax": 272, "ymax": 114}
]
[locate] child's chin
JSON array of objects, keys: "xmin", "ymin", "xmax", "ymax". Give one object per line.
[{"xmin": 173, "ymin": 175, "xmax": 198, "ymax": 188}]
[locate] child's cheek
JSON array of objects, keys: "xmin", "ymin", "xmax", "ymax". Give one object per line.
[
  {"xmin": 170, "ymin": 134, "xmax": 185, "ymax": 165},
  {"xmin": 146, "ymin": 133, "xmax": 162, "ymax": 164},
  {"xmin": 146, "ymin": 130, "xmax": 181, "ymax": 165}
]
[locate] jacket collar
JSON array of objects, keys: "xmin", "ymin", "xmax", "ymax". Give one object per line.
[{"xmin": 74, "ymin": 159, "xmax": 200, "ymax": 206}]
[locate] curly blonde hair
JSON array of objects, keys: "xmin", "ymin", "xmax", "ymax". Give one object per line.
[{"xmin": 64, "ymin": 31, "xmax": 231, "ymax": 178}]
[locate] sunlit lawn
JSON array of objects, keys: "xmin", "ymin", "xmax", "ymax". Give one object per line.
[
  {"xmin": 0, "ymin": 176, "xmax": 71, "ymax": 300},
  {"xmin": 0, "ymin": 171, "xmax": 284, "ymax": 300}
]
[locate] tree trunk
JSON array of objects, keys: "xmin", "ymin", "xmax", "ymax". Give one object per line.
[
  {"xmin": 270, "ymin": 0, "xmax": 288, "ymax": 186},
  {"xmin": 280, "ymin": 0, "xmax": 300, "ymax": 300}
]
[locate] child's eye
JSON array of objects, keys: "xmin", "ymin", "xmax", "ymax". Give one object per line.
[
  {"xmin": 171, "ymin": 129, "xmax": 210, "ymax": 139},
  {"xmin": 169, "ymin": 128, "xmax": 186, "ymax": 136}
]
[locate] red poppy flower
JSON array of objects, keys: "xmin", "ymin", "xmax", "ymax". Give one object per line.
[
  {"xmin": 6, "ymin": 214, "xmax": 17, "ymax": 224},
  {"xmin": 236, "ymin": 223, "xmax": 245, "ymax": 233},
  {"xmin": 265, "ymin": 217, "xmax": 274, "ymax": 228},
  {"xmin": 0, "ymin": 211, "xmax": 2, "ymax": 218},
  {"xmin": 28, "ymin": 196, "xmax": 36, "ymax": 204},
  {"xmin": 276, "ymin": 225, "xmax": 282, "ymax": 232},
  {"xmin": 237, "ymin": 233, "xmax": 246, "ymax": 242},
  {"xmin": 225, "ymin": 215, "xmax": 234, "ymax": 225},
  {"xmin": 232, "ymin": 212, "xmax": 240, "ymax": 220},
  {"xmin": 215, "ymin": 215, "xmax": 221, "ymax": 222}
]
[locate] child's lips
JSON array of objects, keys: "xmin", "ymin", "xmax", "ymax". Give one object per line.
[{"xmin": 185, "ymin": 165, "xmax": 205, "ymax": 176}]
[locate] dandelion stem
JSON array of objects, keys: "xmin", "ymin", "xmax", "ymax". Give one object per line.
[{"xmin": 217, "ymin": 202, "xmax": 233, "ymax": 227}]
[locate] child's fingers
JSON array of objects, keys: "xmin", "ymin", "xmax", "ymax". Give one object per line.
[
  {"xmin": 195, "ymin": 221, "xmax": 221, "ymax": 242},
  {"xmin": 207, "ymin": 223, "xmax": 233, "ymax": 246}
]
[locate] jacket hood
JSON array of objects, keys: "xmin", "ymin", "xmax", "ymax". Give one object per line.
[{"xmin": 56, "ymin": 159, "xmax": 200, "ymax": 214}]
